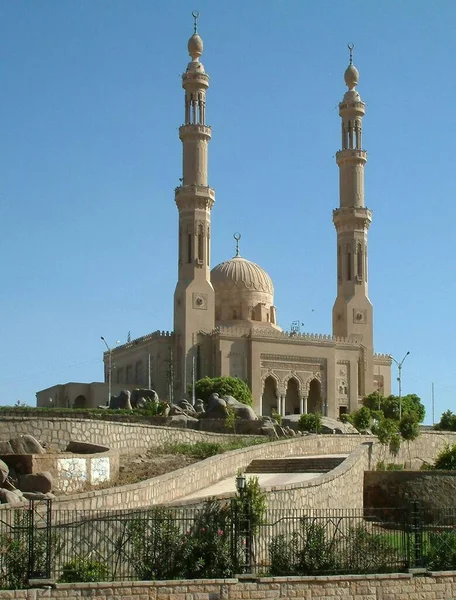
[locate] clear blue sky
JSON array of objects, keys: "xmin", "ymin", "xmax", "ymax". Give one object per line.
[{"xmin": 1, "ymin": 1, "xmax": 455, "ymax": 423}]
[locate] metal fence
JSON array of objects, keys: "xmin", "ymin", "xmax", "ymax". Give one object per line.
[{"xmin": 1, "ymin": 499, "xmax": 456, "ymax": 587}]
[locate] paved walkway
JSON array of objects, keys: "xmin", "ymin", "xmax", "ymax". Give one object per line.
[{"xmin": 177, "ymin": 454, "xmax": 348, "ymax": 502}]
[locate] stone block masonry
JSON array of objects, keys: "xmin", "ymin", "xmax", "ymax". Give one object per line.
[{"xmin": 4, "ymin": 572, "xmax": 456, "ymax": 600}]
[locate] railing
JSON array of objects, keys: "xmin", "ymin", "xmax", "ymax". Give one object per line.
[{"xmin": 2, "ymin": 499, "xmax": 456, "ymax": 588}]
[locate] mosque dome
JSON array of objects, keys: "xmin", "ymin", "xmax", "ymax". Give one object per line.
[
  {"xmin": 211, "ymin": 249, "xmax": 280, "ymax": 330},
  {"xmin": 211, "ymin": 256, "xmax": 274, "ymax": 296}
]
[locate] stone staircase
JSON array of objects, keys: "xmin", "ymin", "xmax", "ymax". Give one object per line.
[{"xmin": 245, "ymin": 456, "xmax": 347, "ymax": 474}]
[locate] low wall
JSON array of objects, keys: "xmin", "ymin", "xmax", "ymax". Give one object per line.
[
  {"xmin": 364, "ymin": 470, "xmax": 456, "ymax": 514},
  {"xmin": 44, "ymin": 435, "xmax": 371, "ymax": 510},
  {"xmin": 0, "ymin": 417, "xmax": 259, "ymax": 451},
  {"xmin": 9, "ymin": 572, "xmax": 456, "ymax": 600}
]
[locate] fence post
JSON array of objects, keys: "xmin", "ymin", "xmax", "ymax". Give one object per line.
[{"xmin": 27, "ymin": 498, "xmax": 53, "ymax": 583}]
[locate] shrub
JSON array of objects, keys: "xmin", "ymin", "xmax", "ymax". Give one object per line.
[
  {"xmin": 435, "ymin": 410, "xmax": 456, "ymax": 431},
  {"xmin": 340, "ymin": 525, "xmax": 399, "ymax": 574},
  {"xmin": 269, "ymin": 518, "xmax": 338, "ymax": 575},
  {"xmin": 59, "ymin": 559, "xmax": 109, "ymax": 583},
  {"xmin": 433, "ymin": 443, "xmax": 456, "ymax": 470},
  {"xmin": 298, "ymin": 413, "xmax": 322, "ymax": 434},
  {"xmin": 271, "ymin": 410, "xmax": 282, "ymax": 426},
  {"xmin": 425, "ymin": 531, "xmax": 456, "ymax": 570},
  {"xmin": 192, "ymin": 376, "xmax": 252, "ymax": 406}
]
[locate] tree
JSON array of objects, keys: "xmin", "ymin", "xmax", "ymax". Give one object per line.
[
  {"xmin": 363, "ymin": 392, "xmax": 425, "ymax": 423},
  {"xmin": 351, "ymin": 406, "xmax": 372, "ymax": 433},
  {"xmin": 435, "ymin": 410, "xmax": 456, "ymax": 432},
  {"xmin": 298, "ymin": 413, "xmax": 322, "ymax": 434},
  {"xmin": 399, "ymin": 413, "xmax": 420, "ymax": 465},
  {"xmin": 376, "ymin": 418, "xmax": 400, "ymax": 461},
  {"xmin": 192, "ymin": 376, "xmax": 252, "ymax": 406}
]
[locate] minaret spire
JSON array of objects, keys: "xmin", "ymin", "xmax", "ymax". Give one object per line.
[
  {"xmin": 173, "ymin": 13, "xmax": 216, "ymax": 397},
  {"xmin": 332, "ymin": 46, "xmax": 374, "ymax": 400}
]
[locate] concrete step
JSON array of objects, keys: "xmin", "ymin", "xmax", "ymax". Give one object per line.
[{"xmin": 245, "ymin": 456, "xmax": 346, "ymax": 474}]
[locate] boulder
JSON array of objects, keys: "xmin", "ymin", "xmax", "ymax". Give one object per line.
[
  {"xmin": 18, "ymin": 472, "xmax": 53, "ymax": 494},
  {"xmin": 203, "ymin": 393, "xmax": 228, "ymax": 419},
  {"xmin": 66, "ymin": 441, "xmax": 109, "ymax": 454},
  {"xmin": 21, "ymin": 435, "xmax": 46, "ymax": 454},
  {"xmin": 223, "ymin": 396, "xmax": 258, "ymax": 420},
  {"xmin": 0, "ymin": 489, "xmax": 22, "ymax": 505},
  {"xmin": 0, "ymin": 441, "xmax": 13, "ymax": 454},
  {"xmin": 0, "ymin": 459, "xmax": 8, "ymax": 484},
  {"xmin": 8, "ymin": 437, "xmax": 27, "ymax": 454},
  {"xmin": 176, "ymin": 399, "xmax": 198, "ymax": 417},
  {"xmin": 195, "ymin": 399, "xmax": 205, "ymax": 414},
  {"xmin": 130, "ymin": 389, "xmax": 159, "ymax": 408},
  {"xmin": 109, "ymin": 390, "xmax": 132, "ymax": 410},
  {"xmin": 22, "ymin": 491, "xmax": 55, "ymax": 501}
]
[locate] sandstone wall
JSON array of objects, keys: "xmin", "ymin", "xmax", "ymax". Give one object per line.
[
  {"xmin": 6, "ymin": 572, "xmax": 456, "ymax": 600},
  {"xmin": 364, "ymin": 470, "xmax": 456, "ymax": 513},
  {"xmin": 0, "ymin": 417, "xmax": 258, "ymax": 451}
]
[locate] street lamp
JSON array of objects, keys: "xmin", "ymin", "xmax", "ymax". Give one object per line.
[
  {"xmin": 101, "ymin": 336, "xmax": 114, "ymax": 406},
  {"xmin": 390, "ymin": 351, "xmax": 410, "ymax": 420}
]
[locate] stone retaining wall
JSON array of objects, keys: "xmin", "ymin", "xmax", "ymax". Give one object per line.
[
  {"xmin": 0, "ymin": 417, "xmax": 258, "ymax": 451},
  {"xmin": 364, "ymin": 470, "xmax": 456, "ymax": 514},
  {"xmin": 7, "ymin": 572, "xmax": 456, "ymax": 600}
]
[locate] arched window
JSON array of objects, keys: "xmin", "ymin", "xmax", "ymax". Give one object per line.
[{"xmin": 198, "ymin": 223, "xmax": 204, "ymax": 262}]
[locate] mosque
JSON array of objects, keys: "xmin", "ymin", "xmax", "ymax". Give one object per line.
[{"xmin": 37, "ymin": 19, "xmax": 391, "ymax": 418}]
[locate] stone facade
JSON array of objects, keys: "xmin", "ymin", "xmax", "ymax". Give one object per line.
[
  {"xmin": 37, "ymin": 24, "xmax": 392, "ymax": 419},
  {"xmin": 6, "ymin": 572, "xmax": 456, "ymax": 600}
]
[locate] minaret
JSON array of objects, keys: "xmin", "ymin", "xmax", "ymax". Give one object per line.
[
  {"xmin": 173, "ymin": 13, "xmax": 215, "ymax": 397},
  {"xmin": 332, "ymin": 45, "xmax": 374, "ymax": 397}
]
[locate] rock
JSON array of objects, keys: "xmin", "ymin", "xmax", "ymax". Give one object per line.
[
  {"xmin": 109, "ymin": 390, "xmax": 132, "ymax": 410},
  {"xmin": 18, "ymin": 472, "xmax": 53, "ymax": 493},
  {"xmin": 0, "ymin": 489, "xmax": 22, "ymax": 505},
  {"xmin": 168, "ymin": 405, "xmax": 185, "ymax": 416},
  {"xmin": 260, "ymin": 425, "xmax": 279, "ymax": 439},
  {"xmin": 203, "ymin": 393, "xmax": 228, "ymax": 419},
  {"xmin": 223, "ymin": 396, "xmax": 258, "ymax": 420},
  {"xmin": 66, "ymin": 441, "xmax": 109, "ymax": 454},
  {"xmin": 0, "ymin": 441, "xmax": 13, "ymax": 454},
  {"xmin": 195, "ymin": 399, "xmax": 205, "ymax": 414},
  {"xmin": 0, "ymin": 459, "xmax": 8, "ymax": 484},
  {"xmin": 8, "ymin": 437, "xmax": 27, "ymax": 454},
  {"xmin": 21, "ymin": 435, "xmax": 46, "ymax": 454},
  {"xmin": 130, "ymin": 389, "xmax": 159, "ymax": 409},
  {"xmin": 22, "ymin": 491, "xmax": 55, "ymax": 501},
  {"xmin": 176, "ymin": 399, "xmax": 198, "ymax": 417}
]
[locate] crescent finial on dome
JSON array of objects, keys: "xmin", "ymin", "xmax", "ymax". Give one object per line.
[{"xmin": 233, "ymin": 232, "xmax": 241, "ymax": 257}]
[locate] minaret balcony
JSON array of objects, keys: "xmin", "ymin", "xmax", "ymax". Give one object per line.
[
  {"xmin": 333, "ymin": 206, "xmax": 372, "ymax": 230},
  {"xmin": 182, "ymin": 71, "xmax": 209, "ymax": 86},
  {"xmin": 175, "ymin": 184, "xmax": 215, "ymax": 211},
  {"xmin": 179, "ymin": 124, "xmax": 212, "ymax": 140},
  {"xmin": 336, "ymin": 149, "xmax": 367, "ymax": 165}
]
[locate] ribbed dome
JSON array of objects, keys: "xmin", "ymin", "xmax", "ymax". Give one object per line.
[{"xmin": 211, "ymin": 256, "xmax": 274, "ymax": 295}]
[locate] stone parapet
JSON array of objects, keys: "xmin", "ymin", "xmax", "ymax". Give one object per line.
[{"xmin": 6, "ymin": 571, "xmax": 456, "ymax": 600}]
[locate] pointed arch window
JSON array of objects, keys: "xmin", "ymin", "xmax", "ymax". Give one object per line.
[{"xmin": 346, "ymin": 246, "xmax": 352, "ymax": 281}]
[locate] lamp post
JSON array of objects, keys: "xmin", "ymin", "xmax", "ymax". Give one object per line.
[
  {"xmin": 390, "ymin": 351, "xmax": 410, "ymax": 420},
  {"xmin": 101, "ymin": 336, "xmax": 113, "ymax": 406}
]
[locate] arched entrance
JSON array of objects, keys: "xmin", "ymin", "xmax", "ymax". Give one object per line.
[
  {"xmin": 262, "ymin": 376, "xmax": 278, "ymax": 416},
  {"xmin": 73, "ymin": 395, "xmax": 87, "ymax": 409},
  {"xmin": 307, "ymin": 379, "xmax": 322, "ymax": 414},
  {"xmin": 285, "ymin": 378, "xmax": 300, "ymax": 415}
]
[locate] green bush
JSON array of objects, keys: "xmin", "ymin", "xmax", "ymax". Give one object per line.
[
  {"xmin": 340, "ymin": 526, "xmax": 399, "ymax": 574},
  {"xmin": 269, "ymin": 518, "xmax": 338, "ymax": 575},
  {"xmin": 192, "ymin": 376, "xmax": 252, "ymax": 406},
  {"xmin": 59, "ymin": 559, "xmax": 109, "ymax": 583},
  {"xmin": 127, "ymin": 502, "xmax": 235, "ymax": 580},
  {"xmin": 425, "ymin": 531, "xmax": 456, "ymax": 570},
  {"xmin": 433, "ymin": 443, "xmax": 456, "ymax": 470},
  {"xmin": 298, "ymin": 413, "xmax": 322, "ymax": 434},
  {"xmin": 351, "ymin": 406, "xmax": 371, "ymax": 432}
]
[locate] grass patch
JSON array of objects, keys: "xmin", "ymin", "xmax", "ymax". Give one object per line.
[{"xmin": 160, "ymin": 438, "xmax": 267, "ymax": 459}]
